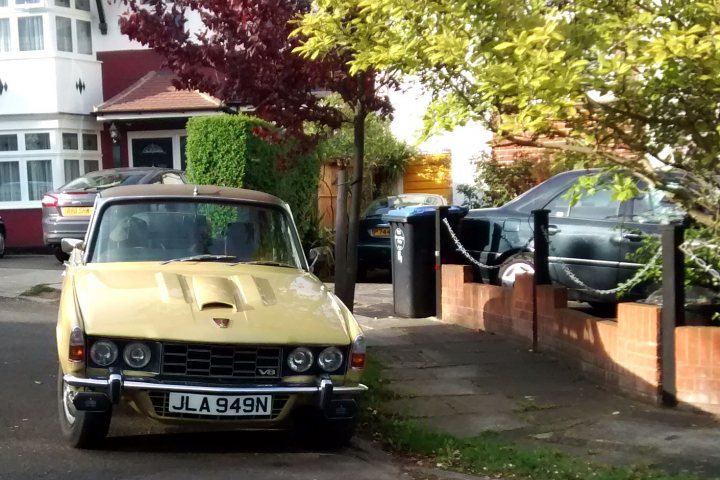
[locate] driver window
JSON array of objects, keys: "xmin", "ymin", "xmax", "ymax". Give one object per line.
[{"xmin": 546, "ymin": 188, "xmax": 621, "ymax": 220}]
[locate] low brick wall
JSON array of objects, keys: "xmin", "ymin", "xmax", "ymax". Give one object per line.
[
  {"xmin": 442, "ymin": 264, "xmax": 719, "ymax": 413},
  {"xmin": 676, "ymin": 327, "xmax": 720, "ymax": 412}
]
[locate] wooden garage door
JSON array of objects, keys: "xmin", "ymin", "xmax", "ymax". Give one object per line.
[{"xmin": 402, "ymin": 153, "xmax": 452, "ymax": 202}]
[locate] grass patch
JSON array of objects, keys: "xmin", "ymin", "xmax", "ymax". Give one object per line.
[
  {"xmin": 359, "ymin": 356, "xmax": 693, "ymax": 480},
  {"xmin": 20, "ymin": 283, "xmax": 58, "ymax": 297}
]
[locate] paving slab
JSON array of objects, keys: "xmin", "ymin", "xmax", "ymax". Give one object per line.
[
  {"xmin": 422, "ymin": 413, "xmax": 530, "ymax": 437},
  {"xmin": 0, "ymin": 256, "xmax": 63, "ymax": 298}
]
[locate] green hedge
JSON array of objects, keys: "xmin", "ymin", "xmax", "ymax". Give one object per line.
[{"xmin": 185, "ymin": 114, "xmax": 320, "ymax": 246}]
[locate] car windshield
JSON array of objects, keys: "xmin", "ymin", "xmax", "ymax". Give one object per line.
[
  {"xmin": 364, "ymin": 194, "xmax": 445, "ymax": 217},
  {"xmin": 88, "ymin": 200, "xmax": 302, "ymax": 267},
  {"xmin": 61, "ymin": 171, "xmax": 151, "ymax": 192}
]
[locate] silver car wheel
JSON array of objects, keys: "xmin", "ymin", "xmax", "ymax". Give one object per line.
[
  {"xmin": 0, "ymin": 232, "xmax": 5, "ymax": 257},
  {"xmin": 500, "ymin": 262, "xmax": 535, "ymax": 287}
]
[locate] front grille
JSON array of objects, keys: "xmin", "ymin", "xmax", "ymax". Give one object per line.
[
  {"xmin": 148, "ymin": 392, "xmax": 289, "ymax": 420},
  {"xmin": 161, "ymin": 343, "xmax": 283, "ymax": 383}
]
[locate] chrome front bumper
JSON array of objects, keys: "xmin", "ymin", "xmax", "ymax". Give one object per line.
[{"xmin": 63, "ymin": 373, "xmax": 367, "ymax": 409}]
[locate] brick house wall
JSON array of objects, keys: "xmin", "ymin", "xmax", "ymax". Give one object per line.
[{"xmin": 441, "ymin": 264, "xmax": 719, "ymax": 413}]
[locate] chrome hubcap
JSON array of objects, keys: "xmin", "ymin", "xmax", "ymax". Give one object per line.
[
  {"xmin": 62, "ymin": 382, "xmax": 77, "ymax": 425},
  {"xmin": 0, "ymin": 233, "xmax": 5, "ymax": 255},
  {"xmin": 501, "ymin": 262, "xmax": 535, "ymax": 287}
]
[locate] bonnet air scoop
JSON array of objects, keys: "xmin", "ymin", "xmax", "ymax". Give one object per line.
[{"xmin": 191, "ymin": 276, "xmax": 239, "ymax": 311}]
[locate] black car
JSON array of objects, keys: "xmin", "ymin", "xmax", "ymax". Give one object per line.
[
  {"xmin": 358, "ymin": 193, "xmax": 448, "ymax": 278},
  {"xmin": 0, "ymin": 215, "xmax": 5, "ymax": 258},
  {"xmin": 42, "ymin": 167, "xmax": 186, "ymax": 262},
  {"xmin": 458, "ymin": 169, "xmax": 685, "ymax": 304}
]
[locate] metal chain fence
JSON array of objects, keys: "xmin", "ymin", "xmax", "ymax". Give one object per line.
[{"xmin": 442, "ymin": 217, "xmax": 720, "ymax": 296}]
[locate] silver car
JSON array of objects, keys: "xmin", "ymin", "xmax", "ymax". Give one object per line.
[{"xmin": 42, "ymin": 167, "xmax": 186, "ymax": 262}]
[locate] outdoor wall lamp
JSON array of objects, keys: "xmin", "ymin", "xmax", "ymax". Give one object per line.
[
  {"xmin": 109, "ymin": 122, "xmax": 120, "ymax": 144},
  {"xmin": 0, "ymin": 78, "xmax": 7, "ymax": 95}
]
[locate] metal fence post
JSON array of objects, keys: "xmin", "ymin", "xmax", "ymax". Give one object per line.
[
  {"xmin": 532, "ymin": 209, "xmax": 551, "ymax": 285},
  {"xmin": 661, "ymin": 224, "xmax": 684, "ymax": 406},
  {"xmin": 531, "ymin": 209, "xmax": 551, "ymax": 353}
]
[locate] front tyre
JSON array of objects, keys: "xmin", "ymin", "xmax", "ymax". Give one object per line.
[
  {"xmin": 496, "ymin": 253, "xmax": 535, "ymax": 287},
  {"xmin": 294, "ymin": 408, "xmax": 356, "ymax": 450},
  {"xmin": 53, "ymin": 246, "xmax": 69, "ymax": 263},
  {"xmin": 57, "ymin": 367, "xmax": 111, "ymax": 449}
]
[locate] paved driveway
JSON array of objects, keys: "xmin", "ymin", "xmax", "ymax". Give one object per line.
[{"xmin": 0, "ymin": 254, "xmax": 63, "ymax": 297}]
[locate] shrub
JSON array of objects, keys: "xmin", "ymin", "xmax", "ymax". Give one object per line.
[{"xmin": 185, "ymin": 114, "xmax": 321, "ymax": 247}]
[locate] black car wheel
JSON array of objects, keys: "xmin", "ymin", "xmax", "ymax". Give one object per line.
[
  {"xmin": 293, "ymin": 408, "xmax": 356, "ymax": 450},
  {"xmin": 53, "ymin": 245, "xmax": 69, "ymax": 263},
  {"xmin": 496, "ymin": 253, "xmax": 535, "ymax": 287},
  {"xmin": 57, "ymin": 367, "xmax": 112, "ymax": 449},
  {"xmin": 0, "ymin": 230, "xmax": 5, "ymax": 258}
]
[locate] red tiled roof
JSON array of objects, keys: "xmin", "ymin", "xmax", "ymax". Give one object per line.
[{"xmin": 95, "ymin": 70, "xmax": 223, "ymax": 113}]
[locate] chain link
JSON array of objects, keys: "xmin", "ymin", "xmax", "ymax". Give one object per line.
[
  {"xmin": 442, "ymin": 218, "xmax": 521, "ymax": 270},
  {"xmin": 541, "ymin": 224, "xmax": 663, "ymax": 295},
  {"xmin": 555, "ymin": 249, "xmax": 662, "ymax": 295},
  {"xmin": 680, "ymin": 241, "xmax": 720, "ymax": 284}
]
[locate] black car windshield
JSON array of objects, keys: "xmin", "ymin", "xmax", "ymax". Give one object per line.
[
  {"xmin": 61, "ymin": 171, "xmax": 151, "ymax": 192},
  {"xmin": 88, "ymin": 200, "xmax": 302, "ymax": 267},
  {"xmin": 364, "ymin": 194, "xmax": 446, "ymax": 217}
]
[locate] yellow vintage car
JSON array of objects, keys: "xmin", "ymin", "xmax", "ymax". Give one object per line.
[{"xmin": 56, "ymin": 184, "xmax": 366, "ymax": 449}]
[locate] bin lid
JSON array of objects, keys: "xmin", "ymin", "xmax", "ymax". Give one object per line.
[{"xmin": 382, "ymin": 205, "xmax": 468, "ymax": 223}]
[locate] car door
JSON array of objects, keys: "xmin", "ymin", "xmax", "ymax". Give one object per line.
[
  {"xmin": 618, "ymin": 188, "xmax": 686, "ymax": 298},
  {"xmin": 542, "ymin": 186, "xmax": 627, "ymax": 298}
]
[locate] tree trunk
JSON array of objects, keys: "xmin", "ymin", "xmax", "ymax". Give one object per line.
[
  {"xmin": 333, "ymin": 162, "xmax": 348, "ymax": 301},
  {"xmin": 342, "ymin": 75, "xmax": 368, "ymax": 312}
]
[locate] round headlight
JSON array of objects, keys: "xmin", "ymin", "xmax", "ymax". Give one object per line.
[
  {"xmin": 90, "ymin": 340, "xmax": 118, "ymax": 367},
  {"xmin": 123, "ymin": 342, "xmax": 152, "ymax": 369},
  {"xmin": 318, "ymin": 346, "xmax": 344, "ymax": 372},
  {"xmin": 287, "ymin": 347, "xmax": 314, "ymax": 373}
]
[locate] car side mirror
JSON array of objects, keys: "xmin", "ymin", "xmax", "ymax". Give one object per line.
[{"xmin": 61, "ymin": 238, "xmax": 85, "ymax": 254}]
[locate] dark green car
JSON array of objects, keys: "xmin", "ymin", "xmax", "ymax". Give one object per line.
[{"xmin": 459, "ymin": 169, "xmax": 685, "ymax": 304}]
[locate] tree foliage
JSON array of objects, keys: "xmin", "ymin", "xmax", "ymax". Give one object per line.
[
  {"xmin": 318, "ymin": 108, "xmax": 414, "ymax": 205},
  {"xmin": 322, "ymin": 0, "xmax": 720, "ymax": 229},
  {"xmin": 118, "ymin": 0, "xmax": 390, "ymax": 137}
]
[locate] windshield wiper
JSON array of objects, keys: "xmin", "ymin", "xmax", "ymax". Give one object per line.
[
  {"xmin": 161, "ymin": 254, "xmax": 237, "ymax": 265},
  {"xmin": 232, "ymin": 260, "xmax": 297, "ymax": 268}
]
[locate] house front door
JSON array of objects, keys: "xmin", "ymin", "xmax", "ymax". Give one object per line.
[{"xmin": 131, "ymin": 138, "xmax": 174, "ymax": 168}]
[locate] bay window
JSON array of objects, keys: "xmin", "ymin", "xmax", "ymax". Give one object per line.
[
  {"xmin": 0, "ymin": 18, "xmax": 9, "ymax": 53},
  {"xmin": 0, "ymin": 134, "xmax": 17, "ymax": 152},
  {"xmin": 25, "ymin": 133, "xmax": 50, "ymax": 150},
  {"xmin": 56, "ymin": 16, "xmax": 72, "ymax": 52},
  {"xmin": 27, "ymin": 160, "xmax": 52, "ymax": 200},
  {"xmin": 64, "ymin": 159, "xmax": 79, "ymax": 183},
  {"xmin": 19, "ymin": 16, "xmax": 44, "ymax": 51},
  {"xmin": 62, "ymin": 133, "xmax": 78, "ymax": 150},
  {"xmin": 0, "ymin": 162, "xmax": 21, "ymax": 202},
  {"xmin": 76, "ymin": 19, "xmax": 91, "ymax": 54}
]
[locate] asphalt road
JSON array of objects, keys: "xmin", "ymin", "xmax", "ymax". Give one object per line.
[{"xmin": 0, "ymin": 297, "xmax": 407, "ymax": 480}]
